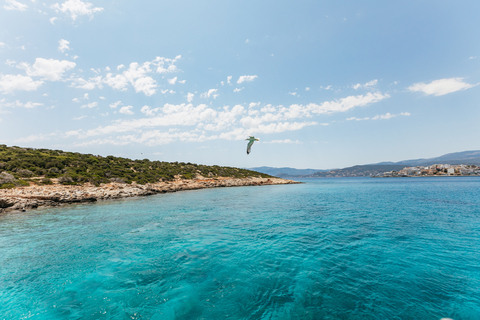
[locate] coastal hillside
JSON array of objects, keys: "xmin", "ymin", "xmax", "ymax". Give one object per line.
[
  {"xmin": 0, "ymin": 145, "xmax": 271, "ymax": 188},
  {"xmin": 280, "ymin": 150, "xmax": 480, "ymax": 178}
]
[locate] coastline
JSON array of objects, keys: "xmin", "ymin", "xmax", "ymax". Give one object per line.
[{"xmin": 0, "ymin": 176, "xmax": 299, "ymax": 214}]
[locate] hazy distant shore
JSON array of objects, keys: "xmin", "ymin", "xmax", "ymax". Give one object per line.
[{"xmin": 0, "ymin": 177, "xmax": 299, "ymax": 214}]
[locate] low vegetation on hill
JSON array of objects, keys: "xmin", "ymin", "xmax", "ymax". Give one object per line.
[{"xmin": 0, "ymin": 145, "xmax": 270, "ymax": 188}]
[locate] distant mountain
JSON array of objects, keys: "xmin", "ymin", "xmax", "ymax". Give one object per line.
[
  {"xmin": 249, "ymin": 166, "xmax": 325, "ymax": 177},
  {"xmin": 308, "ymin": 165, "xmax": 407, "ymax": 178},
  {"xmin": 376, "ymin": 150, "xmax": 480, "ymax": 166},
  {"xmin": 258, "ymin": 150, "xmax": 480, "ymax": 178}
]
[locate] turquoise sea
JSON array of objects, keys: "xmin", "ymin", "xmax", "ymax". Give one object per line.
[{"xmin": 1, "ymin": 177, "xmax": 480, "ymax": 320}]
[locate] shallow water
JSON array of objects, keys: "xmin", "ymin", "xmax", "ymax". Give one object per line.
[{"xmin": 1, "ymin": 177, "xmax": 479, "ymax": 319}]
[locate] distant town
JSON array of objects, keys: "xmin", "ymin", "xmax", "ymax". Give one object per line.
[{"xmin": 374, "ymin": 164, "xmax": 480, "ymax": 177}]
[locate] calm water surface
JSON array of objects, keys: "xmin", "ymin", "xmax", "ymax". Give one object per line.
[{"xmin": 1, "ymin": 177, "xmax": 479, "ymax": 319}]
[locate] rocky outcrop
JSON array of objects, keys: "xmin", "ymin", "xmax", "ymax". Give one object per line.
[{"xmin": 0, "ymin": 177, "xmax": 299, "ymax": 213}]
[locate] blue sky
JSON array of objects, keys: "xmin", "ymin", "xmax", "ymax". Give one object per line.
[{"xmin": 1, "ymin": 0, "xmax": 479, "ymax": 169}]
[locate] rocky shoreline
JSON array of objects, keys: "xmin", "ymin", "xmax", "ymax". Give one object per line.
[{"xmin": 0, "ymin": 176, "xmax": 299, "ymax": 213}]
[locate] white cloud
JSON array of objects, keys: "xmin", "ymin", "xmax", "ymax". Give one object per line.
[
  {"xmin": 407, "ymin": 77, "xmax": 476, "ymax": 96},
  {"xmin": 140, "ymin": 105, "xmax": 160, "ymax": 116},
  {"xmin": 346, "ymin": 116, "xmax": 370, "ymax": 121},
  {"xmin": 353, "ymin": 79, "xmax": 378, "ymax": 90},
  {"xmin": 0, "ymin": 99, "xmax": 43, "ymax": 109},
  {"xmin": 372, "ymin": 112, "xmax": 395, "ymax": 120},
  {"xmin": 233, "ymin": 87, "xmax": 244, "ymax": 93},
  {"xmin": 58, "ymin": 39, "xmax": 70, "ymax": 53},
  {"xmin": 227, "ymin": 76, "xmax": 232, "ymax": 84},
  {"xmin": 4, "ymin": 0, "xmax": 28, "ymax": 11},
  {"xmin": 153, "ymin": 55, "xmax": 181, "ymax": 74},
  {"xmin": 104, "ymin": 73, "xmax": 128, "ymax": 91},
  {"xmin": 80, "ymin": 101, "xmax": 98, "ymax": 108},
  {"xmin": 168, "ymin": 76, "xmax": 177, "ymax": 85},
  {"xmin": 22, "ymin": 58, "xmax": 76, "ymax": 81},
  {"xmin": 49, "ymin": 17, "xmax": 58, "ymax": 24},
  {"xmin": 237, "ymin": 75, "xmax": 258, "ymax": 84},
  {"xmin": 22, "ymin": 101, "xmax": 43, "ymax": 109},
  {"xmin": 72, "ymin": 76, "xmax": 102, "ymax": 90},
  {"xmin": 187, "ymin": 92, "xmax": 194, "ymax": 103},
  {"xmin": 109, "ymin": 101, "xmax": 121, "ymax": 109},
  {"xmin": 178, "ymin": 79, "xmax": 186, "ymax": 84},
  {"xmin": 201, "ymin": 89, "xmax": 219, "ymax": 99},
  {"xmin": 51, "ymin": 0, "xmax": 104, "ymax": 20},
  {"xmin": 103, "ymin": 62, "xmax": 157, "ymax": 95},
  {"xmin": 60, "ymin": 90, "xmax": 388, "ymax": 146},
  {"xmin": 0, "ymin": 42, "xmax": 5, "ymax": 48},
  {"xmin": 119, "ymin": 105, "xmax": 134, "ymax": 115},
  {"xmin": 0, "ymin": 74, "xmax": 43, "ymax": 93},
  {"xmin": 288, "ymin": 92, "xmax": 297, "ymax": 96},
  {"xmin": 306, "ymin": 92, "xmax": 389, "ymax": 115},
  {"xmin": 305, "ymin": 87, "xmax": 310, "ymax": 91},
  {"xmin": 347, "ymin": 111, "xmax": 410, "ymax": 121}
]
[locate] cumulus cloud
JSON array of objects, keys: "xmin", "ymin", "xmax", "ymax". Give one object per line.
[
  {"xmin": 353, "ymin": 79, "xmax": 378, "ymax": 90},
  {"xmin": 72, "ymin": 56, "xmax": 180, "ymax": 95},
  {"xmin": 140, "ymin": 105, "xmax": 160, "ymax": 116},
  {"xmin": 201, "ymin": 89, "xmax": 219, "ymax": 99},
  {"xmin": 4, "ymin": 0, "xmax": 27, "ymax": 11},
  {"xmin": 233, "ymin": 87, "xmax": 244, "ymax": 93},
  {"xmin": 407, "ymin": 77, "xmax": 476, "ymax": 96},
  {"xmin": 154, "ymin": 55, "xmax": 181, "ymax": 74},
  {"xmin": 187, "ymin": 92, "xmax": 194, "ymax": 103},
  {"xmin": 0, "ymin": 99, "xmax": 43, "ymax": 109},
  {"xmin": 61, "ymin": 90, "xmax": 388, "ymax": 146},
  {"xmin": 109, "ymin": 101, "xmax": 121, "ymax": 109},
  {"xmin": 119, "ymin": 105, "xmax": 134, "ymax": 115},
  {"xmin": 58, "ymin": 39, "xmax": 70, "ymax": 53},
  {"xmin": 80, "ymin": 101, "xmax": 98, "ymax": 108},
  {"xmin": 347, "ymin": 112, "xmax": 410, "ymax": 121},
  {"xmin": 237, "ymin": 75, "xmax": 258, "ymax": 84},
  {"xmin": 21, "ymin": 58, "xmax": 76, "ymax": 81},
  {"xmin": 0, "ymin": 74, "xmax": 43, "ymax": 93},
  {"xmin": 306, "ymin": 92, "xmax": 389, "ymax": 115},
  {"xmin": 51, "ymin": 0, "xmax": 104, "ymax": 20},
  {"xmin": 73, "ymin": 76, "xmax": 103, "ymax": 90},
  {"xmin": 104, "ymin": 62, "xmax": 156, "ymax": 95}
]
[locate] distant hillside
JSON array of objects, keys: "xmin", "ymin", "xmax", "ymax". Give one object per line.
[
  {"xmin": 276, "ymin": 150, "xmax": 480, "ymax": 178},
  {"xmin": 0, "ymin": 145, "xmax": 271, "ymax": 188},
  {"xmin": 376, "ymin": 150, "xmax": 480, "ymax": 166},
  {"xmin": 308, "ymin": 165, "xmax": 407, "ymax": 178},
  {"xmin": 249, "ymin": 166, "xmax": 325, "ymax": 177}
]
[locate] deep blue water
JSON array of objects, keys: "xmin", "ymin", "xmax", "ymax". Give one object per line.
[{"xmin": 1, "ymin": 177, "xmax": 480, "ymax": 320}]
